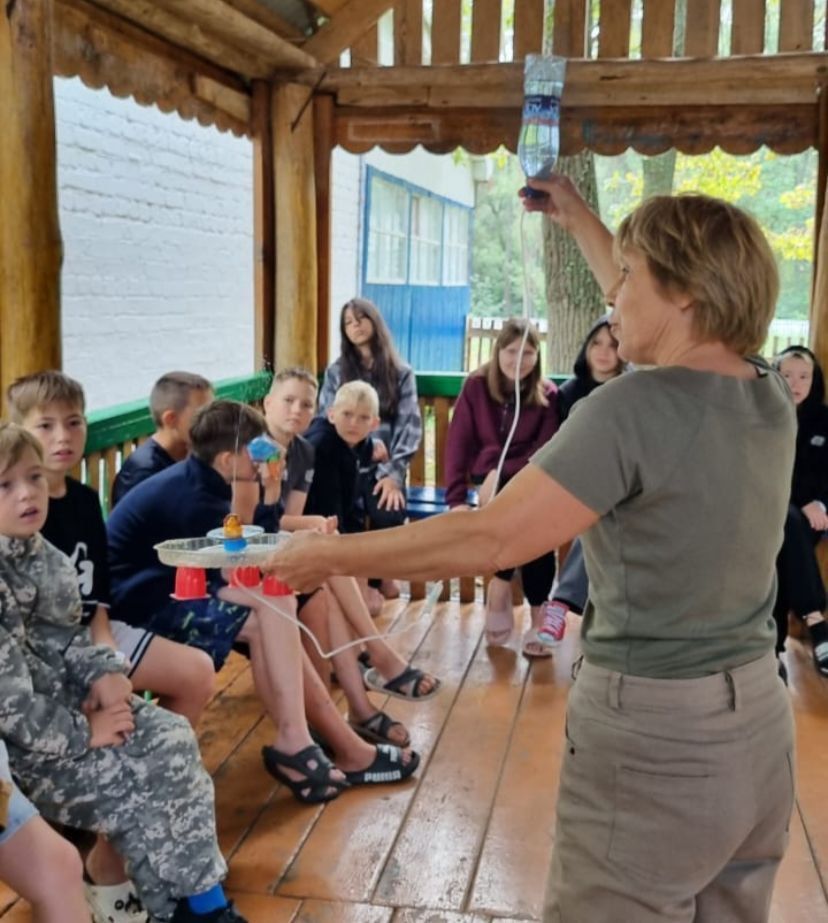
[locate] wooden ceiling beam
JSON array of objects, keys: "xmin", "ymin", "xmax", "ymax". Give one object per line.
[
  {"xmin": 219, "ymin": 0, "xmax": 305, "ymax": 42},
  {"xmin": 333, "ymin": 103, "xmax": 816, "ymax": 157},
  {"xmin": 152, "ymin": 0, "xmax": 317, "ymax": 69},
  {"xmin": 303, "ymin": 52, "xmax": 827, "ymax": 108},
  {"xmin": 302, "ymin": 0, "xmax": 395, "ymax": 64},
  {"xmin": 56, "ymin": 0, "xmax": 251, "ymax": 133},
  {"xmin": 88, "ymin": 0, "xmax": 276, "ymax": 78}
]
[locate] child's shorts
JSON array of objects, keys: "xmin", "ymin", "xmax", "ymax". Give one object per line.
[
  {"xmin": 110, "ymin": 619, "xmax": 155, "ymax": 677},
  {"xmin": 146, "ymin": 596, "xmax": 251, "ymax": 670},
  {"xmin": 0, "ymin": 742, "xmax": 38, "ymax": 846}
]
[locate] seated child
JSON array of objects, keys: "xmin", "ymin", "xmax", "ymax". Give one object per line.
[
  {"xmin": 0, "ymin": 739, "xmax": 90, "ymax": 923},
  {"xmin": 774, "ymin": 346, "xmax": 828, "ymax": 678},
  {"xmin": 0, "ymin": 423, "xmax": 245, "ymax": 923},
  {"xmin": 264, "ymin": 370, "xmax": 439, "ymax": 715},
  {"xmin": 112, "ymin": 371, "xmax": 213, "ymax": 507},
  {"xmin": 303, "ymin": 381, "xmax": 381, "ymax": 536},
  {"xmin": 9, "ymin": 370, "xmax": 216, "ymax": 922},
  {"xmin": 107, "ymin": 400, "xmax": 418, "ymax": 799}
]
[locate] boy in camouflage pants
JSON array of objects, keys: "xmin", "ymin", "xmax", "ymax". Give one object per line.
[{"xmin": 0, "ymin": 423, "xmax": 244, "ymax": 923}]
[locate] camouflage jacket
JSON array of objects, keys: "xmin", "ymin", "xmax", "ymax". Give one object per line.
[{"xmin": 0, "ymin": 533, "xmax": 124, "ymax": 761}]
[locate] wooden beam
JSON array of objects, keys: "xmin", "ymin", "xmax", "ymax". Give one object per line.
[
  {"xmin": 314, "ymin": 94, "xmax": 335, "ymax": 372},
  {"xmin": 303, "ymin": 0, "xmax": 395, "ymax": 64},
  {"xmin": 471, "ymin": 0, "xmax": 501, "ymax": 63},
  {"xmin": 779, "ymin": 0, "xmax": 814, "ymax": 53},
  {"xmin": 55, "ymin": 0, "xmax": 251, "ymax": 135},
  {"xmin": 308, "ymin": 54, "xmax": 828, "ymax": 108},
  {"xmin": 218, "ymin": 0, "xmax": 304, "ymax": 41},
  {"xmin": 88, "ymin": 0, "xmax": 275, "ymax": 78},
  {"xmin": 431, "ymin": 0, "xmax": 462, "ymax": 64},
  {"xmin": 641, "ymin": 0, "xmax": 675, "ymax": 58},
  {"xmin": 552, "ymin": 0, "xmax": 588, "ymax": 57},
  {"xmin": 395, "ymin": 0, "xmax": 423, "ymax": 66},
  {"xmin": 273, "ymin": 84, "xmax": 318, "ymax": 371},
  {"xmin": 513, "ymin": 0, "xmax": 545, "ymax": 60},
  {"xmin": 252, "ymin": 81, "xmax": 275, "ymax": 371},
  {"xmin": 333, "ymin": 102, "xmax": 816, "ymax": 157},
  {"xmin": 812, "ymin": 83, "xmax": 828, "ymax": 359},
  {"xmin": 598, "ymin": 0, "xmax": 632, "ymax": 59},
  {"xmin": 684, "ymin": 0, "xmax": 722, "ymax": 57},
  {"xmin": 731, "ymin": 0, "xmax": 765, "ymax": 55},
  {"xmin": 152, "ymin": 0, "xmax": 317, "ymax": 69},
  {"xmin": 0, "ymin": 0, "xmax": 62, "ymax": 408}
]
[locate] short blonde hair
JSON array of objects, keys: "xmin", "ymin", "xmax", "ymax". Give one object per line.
[
  {"xmin": 0, "ymin": 422, "xmax": 44, "ymax": 474},
  {"xmin": 332, "ymin": 380, "xmax": 379, "ymax": 417},
  {"xmin": 616, "ymin": 194, "xmax": 779, "ymax": 356},
  {"xmin": 7, "ymin": 370, "xmax": 85, "ymax": 423}
]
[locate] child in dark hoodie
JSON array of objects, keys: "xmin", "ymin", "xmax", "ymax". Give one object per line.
[
  {"xmin": 556, "ymin": 314, "xmax": 625, "ymax": 421},
  {"xmin": 538, "ymin": 315, "xmax": 624, "ymax": 646},
  {"xmin": 773, "ymin": 346, "xmax": 828, "ymax": 678}
]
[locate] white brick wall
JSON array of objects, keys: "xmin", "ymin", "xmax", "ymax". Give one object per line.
[{"xmin": 54, "ymin": 78, "xmax": 255, "ymax": 411}]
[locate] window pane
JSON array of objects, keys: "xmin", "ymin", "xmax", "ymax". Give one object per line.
[{"xmin": 367, "ymin": 177, "xmax": 409, "ymax": 283}]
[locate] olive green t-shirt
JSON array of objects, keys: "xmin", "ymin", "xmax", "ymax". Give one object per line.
[{"xmin": 532, "ymin": 362, "xmax": 795, "ymax": 678}]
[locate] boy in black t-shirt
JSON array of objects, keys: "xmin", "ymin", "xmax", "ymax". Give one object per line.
[{"xmin": 112, "ymin": 371, "xmax": 213, "ymax": 506}]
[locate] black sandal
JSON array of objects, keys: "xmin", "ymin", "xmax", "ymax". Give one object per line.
[
  {"xmin": 349, "ymin": 710, "xmax": 411, "ymax": 747},
  {"xmin": 261, "ymin": 744, "xmax": 349, "ymax": 804},
  {"xmin": 344, "ymin": 743, "xmax": 420, "ymax": 786},
  {"xmin": 363, "ymin": 665, "xmax": 441, "ymax": 701}
]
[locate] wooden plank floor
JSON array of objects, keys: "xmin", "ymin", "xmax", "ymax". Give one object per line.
[{"xmin": 3, "ymin": 598, "xmax": 828, "ymax": 921}]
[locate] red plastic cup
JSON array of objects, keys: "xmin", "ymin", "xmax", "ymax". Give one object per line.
[
  {"xmin": 230, "ymin": 566, "xmax": 261, "ymax": 588},
  {"xmin": 172, "ymin": 567, "xmax": 207, "ymax": 600},
  {"xmin": 262, "ymin": 575, "xmax": 293, "ymax": 597}
]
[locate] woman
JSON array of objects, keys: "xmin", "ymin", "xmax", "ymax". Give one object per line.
[
  {"xmin": 443, "ymin": 318, "xmax": 559, "ymax": 657},
  {"xmin": 773, "ymin": 345, "xmax": 828, "ymax": 677},
  {"xmin": 268, "ymin": 176, "xmax": 795, "ymax": 921},
  {"xmin": 539, "ymin": 313, "xmax": 624, "ymax": 646},
  {"xmin": 318, "ymin": 298, "xmax": 422, "ymax": 603}
]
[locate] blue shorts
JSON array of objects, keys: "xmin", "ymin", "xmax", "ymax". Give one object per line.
[
  {"xmin": 146, "ymin": 595, "xmax": 251, "ymax": 670},
  {"xmin": 0, "ymin": 742, "xmax": 37, "ymax": 846}
]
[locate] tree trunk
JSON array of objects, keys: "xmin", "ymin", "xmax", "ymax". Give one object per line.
[
  {"xmin": 542, "ymin": 151, "xmax": 604, "ymax": 374},
  {"xmin": 642, "ymin": 151, "xmax": 677, "ymax": 200}
]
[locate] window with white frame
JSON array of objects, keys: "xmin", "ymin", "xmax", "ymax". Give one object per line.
[
  {"xmin": 366, "ymin": 177, "xmax": 409, "ymax": 284},
  {"xmin": 409, "ymin": 195, "xmax": 442, "ymax": 285},
  {"xmin": 443, "ymin": 204, "xmax": 470, "ymax": 285}
]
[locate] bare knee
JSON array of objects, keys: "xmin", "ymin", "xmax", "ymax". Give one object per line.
[{"xmin": 178, "ymin": 648, "xmax": 215, "ymax": 710}]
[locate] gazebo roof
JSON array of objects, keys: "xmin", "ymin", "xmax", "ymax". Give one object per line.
[{"xmin": 52, "ymin": 0, "xmax": 828, "ymax": 155}]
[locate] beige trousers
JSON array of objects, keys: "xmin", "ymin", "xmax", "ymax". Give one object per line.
[{"xmin": 544, "ymin": 650, "xmax": 795, "ymax": 923}]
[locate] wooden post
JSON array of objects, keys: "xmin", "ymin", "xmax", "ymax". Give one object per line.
[
  {"xmin": 0, "ymin": 0, "xmax": 62, "ymax": 409},
  {"xmin": 811, "ymin": 83, "xmax": 828, "ymax": 371},
  {"xmin": 252, "ymin": 80, "xmax": 275, "ymax": 370},
  {"xmin": 314, "ymin": 94, "xmax": 335, "ymax": 373},
  {"xmin": 273, "ymin": 83, "xmax": 318, "ymax": 372}
]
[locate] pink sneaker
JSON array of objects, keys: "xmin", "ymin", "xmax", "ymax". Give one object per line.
[{"xmin": 538, "ymin": 601, "xmax": 568, "ymax": 646}]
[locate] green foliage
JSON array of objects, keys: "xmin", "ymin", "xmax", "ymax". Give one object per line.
[
  {"xmin": 469, "ymin": 152, "xmax": 546, "ymax": 316},
  {"xmin": 594, "ymin": 147, "xmax": 817, "ymax": 319}
]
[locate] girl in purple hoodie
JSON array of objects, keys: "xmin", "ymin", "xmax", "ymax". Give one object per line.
[{"xmin": 444, "ymin": 319, "xmax": 559, "ymax": 657}]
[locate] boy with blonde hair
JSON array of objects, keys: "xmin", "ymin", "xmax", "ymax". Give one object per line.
[
  {"xmin": 265, "ymin": 372, "xmax": 440, "ymax": 705},
  {"xmin": 303, "ymin": 381, "xmax": 381, "ymax": 534},
  {"xmin": 0, "ymin": 422, "xmax": 244, "ymax": 923}
]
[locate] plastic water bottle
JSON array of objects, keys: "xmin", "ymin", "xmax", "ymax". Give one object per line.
[{"xmin": 518, "ymin": 55, "xmax": 567, "ymax": 199}]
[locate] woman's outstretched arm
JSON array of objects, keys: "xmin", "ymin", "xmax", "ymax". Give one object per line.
[{"xmin": 265, "ymin": 464, "xmax": 598, "ymax": 591}]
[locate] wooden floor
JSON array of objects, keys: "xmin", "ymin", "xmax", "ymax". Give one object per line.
[{"xmin": 3, "ymin": 596, "xmax": 828, "ymax": 922}]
